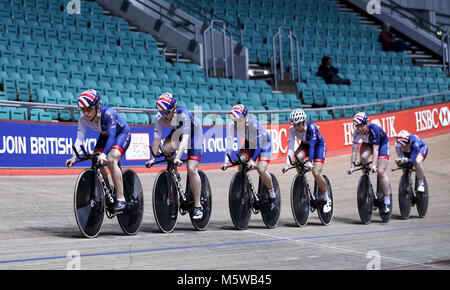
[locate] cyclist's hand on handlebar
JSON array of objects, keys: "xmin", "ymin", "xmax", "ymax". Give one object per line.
[
  {"xmin": 395, "ymin": 158, "xmax": 402, "ymax": 166},
  {"xmin": 220, "ymin": 163, "xmax": 228, "ymax": 171},
  {"xmin": 305, "ymin": 161, "xmax": 313, "ymax": 171},
  {"xmin": 97, "ymin": 152, "xmax": 108, "ymax": 166},
  {"xmin": 370, "ymin": 165, "xmax": 377, "ymax": 173},
  {"xmin": 65, "ymin": 156, "xmax": 76, "ymax": 168},
  {"xmin": 145, "ymin": 159, "xmax": 155, "ymax": 168},
  {"xmin": 247, "ymin": 160, "xmax": 256, "ymax": 170},
  {"xmin": 174, "ymin": 158, "xmax": 183, "ymax": 167},
  {"xmin": 347, "ymin": 165, "xmax": 355, "ymax": 175}
]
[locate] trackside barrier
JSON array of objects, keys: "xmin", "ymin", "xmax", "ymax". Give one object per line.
[{"xmin": 0, "ymin": 98, "xmax": 449, "ymax": 175}]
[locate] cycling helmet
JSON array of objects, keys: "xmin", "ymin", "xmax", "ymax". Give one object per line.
[
  {"xmin": 396, "ymin": 130, "xmax": 411, "ymax": 146},
  {"xmin": 230, "ymin": 104, "xmax": 248, "ymax": 121},
  {"xmin": 156, "ymin": 92, "xmax": 177, "ymax": 114},
  {"xmin": 353, "ymin": 112, "xmax": 369, "ymax": 126},
  {"xmin": 289, "ymin": 109, "xmax": 307, "ymax": 124},
  {"xmin": 78, "ymin": 89, "xmax": 101, "ymax": 108}
]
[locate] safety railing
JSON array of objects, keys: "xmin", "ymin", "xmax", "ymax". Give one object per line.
[{"xmin": 1, "ymin": 91, "xmax": 448, "ymax": 124}]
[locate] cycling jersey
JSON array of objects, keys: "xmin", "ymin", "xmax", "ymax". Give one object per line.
[
  {"xmin": 154, "ymin": 106, "xmax": 203, "ymax": 161},
  {"xmin": 395, "ymin": 134, "xmax": 428, "ymax": 163},
  {"xmin": 286, "ymin": 122, "xmax": 326, "ymax": 164},
  {"xmin": 225, "ymin": 118, "xmax": 272, "ymax": 163},
  {"xmin": 352, "ymin": 123, "xmax": 390, "ymax": 158},
  {"xmin": 74, "ymin": 106, "xmax": 131, "ymax": 156}
]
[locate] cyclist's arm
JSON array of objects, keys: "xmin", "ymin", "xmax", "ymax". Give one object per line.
[
  {"xmin": 73, "ymin": 117, "xmax": 87, "ymax": 157},
  {"xmin": 350, "ymin": 130, "xmax": 359, "ymax": 166},
  {"xmin": 407, "ymin": 142, "xmax": 420, "ymax": 164},
  {"xmin": 102, "ymin": 109, "xmax": 118, "ymax": 156},
  {"xmin": 176, "ymin": 134, "xmax": 189, "ymax": 160},
  {"xmin": 286, "ymin": 126, "xmax": 295, "ymax": 165},
  {"xmin": 224, "ymin": 122, "xmax": 235, "ymax": 163},
  {"xmin": 306, "ymin": 125, "xmax": 318, "ymax": 163},
  {"xmin": 395, "ymin": 143, "xmax": 405, "ymax": 159}
]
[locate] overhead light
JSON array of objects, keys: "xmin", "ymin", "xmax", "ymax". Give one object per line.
[{"xmin": 263, "ymin": 70, "xmax": 269, "ymax": 75}]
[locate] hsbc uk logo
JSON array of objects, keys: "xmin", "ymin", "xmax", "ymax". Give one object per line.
[{"xmin": 415, "ymin": 106, "xmax": 449, "ymax": 132}]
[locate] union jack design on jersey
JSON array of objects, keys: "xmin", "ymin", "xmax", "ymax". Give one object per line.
[
  {"xmin": 78, "ymin": 89, "xmax": 101, "ymax": 108},
  {"xmin": 156, "ymin": 93, "xmax": 176, "ymax": 114},
  {"xmin": 353, "ymin": 112, "xmax": 368, "ymax": 126},
  {"xmin": 230, "ymin": 104, "xmax": 248, "ymax": 121}
]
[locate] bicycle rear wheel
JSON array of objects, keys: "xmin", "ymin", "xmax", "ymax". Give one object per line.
[
  {"xmin": 186, "ymin": 170, "xmax": 212, "ymax": 231},
  {"xmin": 377, "ymin": 178, "xmax": 392, "ymax": 223},
  {"xmin": 290, "ymin": 174, "xmax": 310, "ymax": 227},
  {"xmin": 228, "ymin": 172, "xmax": 252, "ymax": 230},
  {"xmin": 416, "ymin": 176, "xmax": 429, "ymax": 218},
  {"xmin": 73, "ymin": 169, "xmax": 105, "ymax": 238},
  {"xmin": 153, "ymin": 170, "xmax": 178, "ymax": 233},
  {"xmin": 357, "ymin": 175, "xmax": 373, "ymax": 225},
  {"xmin": 258, "ymin": 173, "xmax": 281, "ymax": 229},
  {"xmin": 398, "ymin": 174, "xmax": 412, "ymax": 219},
  {"xmin": 315, "ymin": 175, "xmax": 333, "ymax": 226},
  {"xmin": 117, "ymin": 169, "xmax": 144, "ymax": 235}
]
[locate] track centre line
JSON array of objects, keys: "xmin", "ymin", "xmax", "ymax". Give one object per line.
[
  {"xmin": 0, "ymin": 223, "xmax": 449, "ymax": 266},
  {"xmin": 242, "ymin": 228, "xmax": 443, "ymax": 270}
]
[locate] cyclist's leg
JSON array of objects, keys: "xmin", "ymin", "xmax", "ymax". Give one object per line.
[
  {"xmin": 415, "ymin": 145, "xmax": 427, "ymax": 181},
  {"xmin": 377, "ymin": 142, "xmax": 390, "ymax": 197},
  {"xmin": 94, "ymin": 135, "xmax": 111, "ymax": 188},
  {"xmin": 359, "ymin": 143, "xmax": 373, "ymax": 163},
  {"xmin": 294, "ymin": 145, "xmax": 307, "ymax": 174},
  {"xmin": 106, "ymin": 132, "xmax": 131, "ymax": 201},
  {"xmin": 312, "ymin": 141, "xmax": 327, "ymax": 194}
]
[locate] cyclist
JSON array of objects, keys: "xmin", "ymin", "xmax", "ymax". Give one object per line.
[
  {"xmin": 282, "ymin": 109, "xmax": 331, "ymax": 213},
  {"xmin": 347, "ymin": 112, "xmax": 391, "ymax": 213},
  {"xmin": 394, "ymin": 130, "xmax": 428, "ymax": 192},
  {"xmin": 221, "ymin": 104, "xmax": 277, "ymax": 208},
  {"xmin": 65, "ymin": 89, "xmax": 131, "ymax": 213},
  {"xmin": 145, "ymin": 93, "xmax": 204, "ymax": 220}
]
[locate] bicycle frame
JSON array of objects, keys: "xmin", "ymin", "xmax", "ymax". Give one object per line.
[
  {"xmin": 283, "ymin": 155, "xmax": 316, "ymax": 204},
  {"xmin": 225, "ymin": 153, "xmax": 260, "ymax": 211},
  {"xmin": 72, "ymin": 145, "xmax": 117, "ymax": 219},
  {"xmin": 149, "ymin": 146, "xmax": 188, "ymax": 211},
  {"xmin": 353, "ymin": 161, "xmax": 379, "ymax": 201}
]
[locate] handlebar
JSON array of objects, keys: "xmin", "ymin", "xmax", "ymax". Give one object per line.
[
  {"xmin": 71, "ymin": 145, "xmax": 98, "ymax": 165},
  {"xmin": 221, "ymin": 153, "xmax": 256, "ymax": 171},
  {"xmin": 282, "ymin": 156, "xmax": 310, "ymax": 174},
  {"xmin": 391, "ymin": 162, "xmax": 414, "ymax": 172},
  {"xmin": 146, "ymin": 145, "xmax": 187, "ymax": 168},
  {"xmin": 352, "ymin": 161, "xmax": 372, "ymax": 172}
]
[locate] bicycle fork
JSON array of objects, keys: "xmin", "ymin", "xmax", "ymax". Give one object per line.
[
  {"xmin": 171, "ymin": 169, "xmax": 188, "ymax": 215},
  {"xmin": 95, "ymin": 167, "xmax": 117, "ymax": 219}
]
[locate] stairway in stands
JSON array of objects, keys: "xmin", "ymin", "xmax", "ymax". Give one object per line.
[{"xmin": 334, "ymin": 0, "xmax": 443, "ymax": 68}]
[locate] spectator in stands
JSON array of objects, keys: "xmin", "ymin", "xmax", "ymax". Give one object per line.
[
  {"xmin": 317, "ymin": 56, "xmax": 351, "ymax": 85},
  {"xmin": 378, "ymin": 22, "xmax": 410, "ymax": 52}
]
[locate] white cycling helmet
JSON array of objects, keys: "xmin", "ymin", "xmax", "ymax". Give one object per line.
[{"xmin": 289, "ymin": 109, "xmax": 307, "ymax": 124}]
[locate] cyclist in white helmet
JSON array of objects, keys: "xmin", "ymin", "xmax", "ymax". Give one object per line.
[
  {"xmin": 394, "ymin": 130, "xmax": 428, "ymax": 192},
  {"xmin": 282, "ymin": 109, "xmax": 331, "ymax": 213}
]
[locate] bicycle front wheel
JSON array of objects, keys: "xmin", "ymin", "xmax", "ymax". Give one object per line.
[
  {"xmin": 73, "ymin": 169, "xmax": 105, "ymax": 238},
  {"xmin": 228, "ymin": 172, "xmax": 252, "ymax": 230},
  {"xmin": 357, "ymin": 175, "xmax": 373, "ymax": 225},
  {"xmin": 117, "ymin": 169, "xmax": 144, "ymax": 235},
  {"xmin": 153, "ymin": 170, "xmax": 178, "ymax": 233},
  {"xmin": 290, "ymin": 174, "xmax": 310, "ymax": 227},
  {"xmin": 398, "ymin": 174, "xmax": 412, "ymax": 219}
]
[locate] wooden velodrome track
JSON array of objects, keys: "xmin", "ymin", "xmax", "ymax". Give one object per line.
[{"xmin": 0, "ymin": 133, "xmax": 449, "ymax": 270}]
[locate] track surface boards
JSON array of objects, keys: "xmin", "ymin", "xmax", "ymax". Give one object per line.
[{"xmin": 0, "ymin": 134, "xmax": 449, "ymax": 270}]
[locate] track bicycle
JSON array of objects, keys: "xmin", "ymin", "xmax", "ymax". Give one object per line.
[
  {"xmin": 147, "ymin": 146, "xmax": 212, "ymax": 233},
  {"xmin": 392, "ymin": 163, "xmax": 428, "ymax": 219},
  {"xmin": 223, "ymin": 153, "xmax": 281, "ymax": 230},
  {"xmin": 282, "ymin": 156, "xmax": 333, "ymax": 227},
  {"xmin": 352, "ymin": 161, "xmax": 392, "ymax": 224},
  {"xmin": 72, "ymin": 145, "xmax": 144, "ymax": 238}
]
